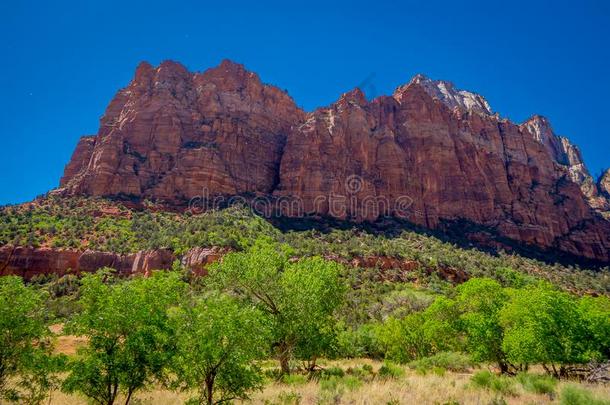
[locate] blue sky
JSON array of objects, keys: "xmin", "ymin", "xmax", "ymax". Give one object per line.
[{"xmin": 1, "ymin": 0, "xmax": 609, "ymax": 205}]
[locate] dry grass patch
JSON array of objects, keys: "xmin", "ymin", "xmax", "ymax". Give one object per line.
[{"xmin": 43, "ymin": 358, "xmax": 610, "ymax": 405}]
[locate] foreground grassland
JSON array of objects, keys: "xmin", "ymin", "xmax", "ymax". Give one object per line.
[
  {"xmin": 47, "ymin": 328, "xmax": 610, "ymax": 403},
  {"xmin": 45, "ymin": 357, "xmax": 610, "ymax": 405}
]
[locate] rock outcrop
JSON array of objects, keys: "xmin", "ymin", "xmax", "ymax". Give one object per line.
[
  {"xmin": 0, "ymin": 246, "xmax": 133, "ymax": 278},
  {"xmin": 60, "ymin": 135, "xmax": 96, "ymax": 187},
  {"xmin": 521, "ymin": 116, "xmax": 608, "ymax": 214},
  {"xmin": 599, "ymin": 169, "xmax": 610, "ymax": 199},
  {"xmin": 58, "ymin": 61, "xmax": 610, "ymax": 263},
  {"xmin": 60, "ymin": 60, "xmax": 304, "ymax": 201},
  {"xmin": 0, "ymin": 245, "xmax": 222, "ymax": 279}
]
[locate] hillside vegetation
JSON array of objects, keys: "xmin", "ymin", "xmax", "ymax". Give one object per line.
[{"xmin": 0, "ymin": 196, "xmax": 608, "ymax": 294}]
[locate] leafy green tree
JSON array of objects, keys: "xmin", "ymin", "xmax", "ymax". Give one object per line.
[
  {"xmin": 455, "ymin": 278, "xmax": 513, "ymax": 373},
  {"xmin": 169, "ymin": 294, "xmax": 269, "ymax": 405},
  {"xmin": 578, "ymin": 295, "xmax": 610, "ymax": 360},
  {"xmin": 376, "ymin": 296, "xmax": 461, "ymax": 363},
  {"xmin": 9, "ymin": 349, "xmax": 66, "ymax": 405},
  {"xmin": 62, "ymin": 270, "xmax": 186, "ymax": 405},
  {"xmin": 0, "ymin": 276, "xmax": 58, "ymax": 403},
  {"xmin": 499, "ymin": 283, "xmax": 588, "ymax": 377},
  {"xmin": 208, "ymin": 240, "xmax": 346, "ymax": 374}
]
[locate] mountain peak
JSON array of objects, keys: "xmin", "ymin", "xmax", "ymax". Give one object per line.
[
  {"xmin": 409, "ymin": 74, "xmax": 493, "ymax": 115},
  {"xmin": 218, "ymin": 58, "xmax": 245, "ymax": 69},
  {"xmin": 337, "ymin": 87, "xmax": 367, "ymax": 107}
]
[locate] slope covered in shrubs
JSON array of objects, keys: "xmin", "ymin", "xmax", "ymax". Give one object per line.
[{"xmin": 1, "ymin": 196, "xmax": 608, "ymax": 294}]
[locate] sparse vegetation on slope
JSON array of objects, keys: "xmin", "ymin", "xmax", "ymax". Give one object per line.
[{"xmin": 1, "ymin": 196, "xmax": 608, "ymax": 294}]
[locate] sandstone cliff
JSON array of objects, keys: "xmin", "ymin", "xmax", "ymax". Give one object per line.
[
  {"xmin": 58, "ymin": 61, "xmax": 610, "ymax": 262},
  {"xmin": 60, "ymin": 60, "xmax": 304, "ymax": 200}
]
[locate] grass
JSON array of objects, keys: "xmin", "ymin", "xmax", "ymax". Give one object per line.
[
  {"xmin": 471, "ymin": 370, "xmax": 518, "ymax": 396},
  {"xmin": 516, "ymin": 372, "xmax": 557, "ymax": 395},
  {"xmin": 560, "ymin": 384, "xmax": 610, "ymax": 405},
  {"xmin": 41, "ymin": 353, "xmax": 610, "ymax": 404}
]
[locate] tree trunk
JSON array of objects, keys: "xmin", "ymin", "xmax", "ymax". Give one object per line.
[
  {"xmin": 124, "ymin": 388, "xmax": 133, "ymax": 405},
  {"xmin": 278, "ymin": 341, "xmax": 291, "ymax": 375},
  {"xmin": 206, "ymin": 375, "xmax": 215, "ymax": 405}
]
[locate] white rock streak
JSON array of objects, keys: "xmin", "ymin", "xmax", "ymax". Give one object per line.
[{"xmin": 411, "ymin": 74, "xmax": 493, "ymax": 115}]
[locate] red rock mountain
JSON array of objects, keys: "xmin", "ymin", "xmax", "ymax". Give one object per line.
[{"xmin": 59, "ymin": 60, "xmax": 610, "ymax": 262}]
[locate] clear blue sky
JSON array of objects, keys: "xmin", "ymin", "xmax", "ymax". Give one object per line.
[{"xmin": 1, "ymin": 0, "xmax": 609, "ymax": 205}]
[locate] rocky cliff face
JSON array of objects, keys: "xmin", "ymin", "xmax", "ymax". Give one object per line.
[
  {"xmin": 59, "ymin": 61, "xmax": 610, "ymax": 262},
  {"xmin": 0, "ymin": 246, "xmax": 174, "ymax": 279},
  {"xmin": 520, "ymin": 115, "xmax": 608, "ymax": 214},
  {"xmin": 60, "ymin": 60, "xmax": 304, "ymax": 201},
  {"xmin": 599, "ymin": 169, "xmax": 610, "ymax": 199}
]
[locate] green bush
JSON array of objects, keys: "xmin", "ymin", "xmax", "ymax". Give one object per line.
[
  {"xmin": 335, "ymin": 322, "xmax": 382, "ymax": 359},
  {"xmin": 470, "ymin": 371, "xmax": 517, "ymax": 396},
  {"xmin": 277, "ymin": 391, "xmax": 302, "ymax": 405},
  {"xmin": 281, "ymin": 374, "xmax": 308, "ymax": 385},
  {"xmin": 319, "ymin": 367, "xmax": 345, "ymax": 379},
  {"xmin": 560, "ymin": 385, "xmax": 610, "ymax": 405},
  {"xmin": 341, "ymin": 376, "xmax": 363, "ymax": 391},
  {"xmin": 516, "ymin": 372, "xmax": 557, "ymax": 395},
  {"xmin": 408, "ymin": 352, "xmax": 475, "ymax": 373},
  {"xmin": 345, "ymin": 364, "xmax": 375, "ymax": 381},
  {"xmin": 378, "ymin": 362, "xmax": 405, "ymax": 379}
]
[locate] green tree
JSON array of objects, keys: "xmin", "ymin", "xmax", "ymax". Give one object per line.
[
  {"xmin": 208, "ymin": 240, "xmax": 346, "ymax": 374},
  {"xmin": 0, "ymin": 276, "xmax": 58, "ymax": 403},
  {"xmin": 578, "ymin": 295, "xmax": 610, "ymax": 360},
  {"xmin": 0, "ymin": 276, "xmax": 41, "ymax": 393},
  {"xmin": 376, "ymin": 296, "xmax": 461, "ymax": 363},
  {"xmin": 62, "ymin": 270, "xmax": 186, "ymax": 405},
  {"xmin": 169, "ymin": 294, "xmax": 269, "ymax": 405},
  {"xmin": 500, "ymin": 283, "xmax": 588, "ymax": 377},
  {"xmin": 455, "ymin": 278, "xmax": 513, "ymax": 373}
]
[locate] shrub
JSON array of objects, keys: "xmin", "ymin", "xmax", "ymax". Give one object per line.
[
  {"xmin": 319, "ymin": 367, "xmax": 345, "ymax": 379},
  {"xmin": 345, "ymin": 364, "xmax": 375, "ymax": 381},
  {"xmin": 560, "ymin": 385, "xmax": 610, "ymax": 405},
  {"xmin": 335, "ymin": 322, "xmax": 382, "ymax": 359},
  {"xmin": 282, "ymin": 374, "xmax": 308, "ymax": 385},
  {"xmin": 319, "ymin": 376, "xmax": 345, "ymax": 404},
  {"xmin": 277, "ymin": 391, "xmax": 302, "ymax": 405},
  {"xmin": 516, "ymin": 372, "xmax": 557, "ymax": 395},
  {"xmin": 470, "ymin": 371, "xmax": 517, "ymax": 396},
  {"xmin": 408, "ymin": 352, "xmax": 475, "ymax": 373},
  {"xmin": 341, "ymin": 376, "xmax": 363, "ymax": 391},
  {"xmin": 376, "ymin": 297, "xmax": 461, "ymax": 363},
  {"xmin": 378, "ymin": 362, "xmax": 405, "ymax": 379}
]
